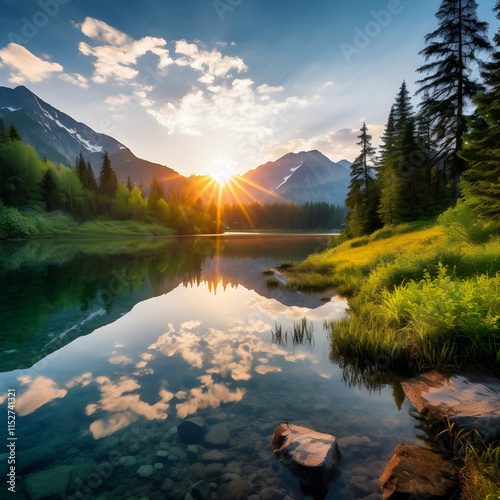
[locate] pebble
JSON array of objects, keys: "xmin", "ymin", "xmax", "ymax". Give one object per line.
[{"xmin": 137, "ymin": 465, "xmax": 154, "ymax": 478}]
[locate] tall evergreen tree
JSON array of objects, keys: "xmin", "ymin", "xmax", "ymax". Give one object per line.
[
  {"xmin": 98, "ymin": 151, "xmax": 118, "ymax": 198},
  {"xmin": 75, "ymin": 152, "xmax": 87, "ymax": 189},
  {"xmin": 416, "ymin": 0, "xmax": 491, "ymax": 196},
  {"xmin": 459, "ymin": 1, "xmax": 500, "ymax": 218},
  {"xmin": 41, "ymin": 168, "xmax": 60, "ymax": 211},
  {"xmin": 127, "ymin": 175, "xmax": 133, "ymax": 192},
  {"xmin": 8, "ymin": 123, "xmax": 22, "ymax": 142},
  {"xmin": 344, "ymin": 123, "xmax": 377, "ymax": 237},
  {"xmin": 87, "ymin": 162, "xmax": 98, "ymax": 193},
  {"xmin": 0, "ymin": 119, "xmax": 7, "ymax": 143},
  {"xmin": 378, "ymin": 82, "xmax": 421, "ymax": 223}
]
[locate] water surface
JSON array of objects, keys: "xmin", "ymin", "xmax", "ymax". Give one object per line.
[{"xmin": 0, "ymin": 235, "xmax": 421, "ymax": 500}]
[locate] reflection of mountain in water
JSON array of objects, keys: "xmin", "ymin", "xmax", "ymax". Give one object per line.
[{"xmin": 0, "ymin": 235, "xmax": 332, "ymax": 372}]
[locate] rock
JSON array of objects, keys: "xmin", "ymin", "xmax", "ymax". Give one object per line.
[
  {"xmin": 204, "ymin": 423, "xmax": 230, "ymax": 448},
  {"xmin": 177, "ymin": 416, "xmax": 207, "ymax": 444},
  {"xmin": 271, "ymin": 423, "xmax": 342, "ymax": 493},
  {"xmin": 380, "ymin": 444, "xmax": 458, "ymax": 499},
  {"xmin": 190, "ymin": 480, "xmax": 211, "ymax": 500},
  {"xmin": 154, "ymin": 462, "xmax": 164, "ymax": 470},
  {"xmin": 402, "ymin": 370, "xmax": 500, "ymax": 440},
  {"xmin": 201, "ymin": 450, "xmax": 227, "ymax": 463},
  {"xmin": 187, "ymin": 445, "xmax": 199, "ymax": 460},
  {"xmin": 169, "ymin": 446, "xmax": 188, "ymax": 460},
  {"xmin": 24, "ymin": 465, "xmax": 73, "ymax": 500},
  {"xmin": 337, "ymin": 435, "xmax": 371, "ymax": 448},
  {"xmin": 222, "ymin": 479, "xmax": 254, "ymax": 500},
  {"xmin": 155, "ymin": 450, "xmax": 170, "ymax": 461},
  {"xmin": 119, "ymin": 456, "xmax": 138, "ymax": 467},
  {"xmin": 259, "ymin": 487, "xmax": 283, "ymax": 500},
  {"xmin": 137, "ymin": 464, "xmax": 155, "ymax": 478},
  {"xmin": 248, "ymin": 496, "xmax": 261, "ymax": 500}
]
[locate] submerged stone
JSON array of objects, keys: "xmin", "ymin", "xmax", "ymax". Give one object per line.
[
  {"xmin": 177, "ymin": 416, "xmax": 207, "ymax": 443},
  {"xmin": 271, "ymin": 423, "xmax": 342, "ymax": 493},
  {"xmin": 380, "ymin": 443, "xmax": 458, "ymax": 499},
  {"xmin": 24, "ymin": 465, "xmax": 73, "ymax": 500},
  {"xmin": 204, "ymin": 423, "xmax": 230, "ymax": 448},
  {"xmin": 402, "ymin": 370, "xmax": 500, "ymax": 440}
]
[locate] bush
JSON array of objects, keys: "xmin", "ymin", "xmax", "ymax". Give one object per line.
[{"xmin": 0, "ymin": 206, "xmax": 39, "ymax": 238}]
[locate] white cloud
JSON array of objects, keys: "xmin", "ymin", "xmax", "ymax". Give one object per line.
[
  {"xmin": 262, "ymin": 124, "xmax": 385, "ymax": 163},
  {"xmin": 78, "ymin": 17, "xmax": 173, "ymax": 84},
  {"xmin": 0, "ymin": 43, "xmax": 63, "ymax": 83},
  {"xmin": 322, "ymin": 81, "xmax": 335, "ymax": 88},
  {"xmin": 257, "ymin": 84, "xmax": 284, "ymax": 94},
  {"xmin": 59, "ymin": 73, "xmax": 89, "ymax": 88},
  {"xmin": 174, "ymin": 39, "xmax": 247, "ymax": 84},
  {"xmin": 105, "ymin": 93, "xmax": 132, "ymax": 106}
]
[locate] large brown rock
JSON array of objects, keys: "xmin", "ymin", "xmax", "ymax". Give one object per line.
[
  {"xmin": 380, "ymin": 444, "xmax": 458, "ymax": 500},
  {"xmin": 401, "ymin": 370, "xmax": 500, "ymax": 440},
  {"xmin": 272, "ymin": 423, "xmax": 341, "ymax": 492}
]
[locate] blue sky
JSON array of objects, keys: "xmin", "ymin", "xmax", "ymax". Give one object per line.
[{"xmin": 0, "ymin": 0, "xmax": 497, "ymax": 176}]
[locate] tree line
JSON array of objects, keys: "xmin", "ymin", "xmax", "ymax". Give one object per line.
[
  {"xmin": 344, "ymin": 0, "xmax": 500, "ymax": 239},
  {"xmin": 0, "ymin": 125, "xmax": 219, "ymax": 235},
  {"xmin": 214, "ymin": 202, "xmax": 346, "ymax": 230}
]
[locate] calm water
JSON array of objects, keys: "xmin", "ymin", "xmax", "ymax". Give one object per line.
[{"xmin": 0, "ymin": 235, "xmax": 422, "ymax": 500}]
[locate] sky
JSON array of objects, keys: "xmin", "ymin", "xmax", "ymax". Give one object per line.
[{"xmin": 0, "ymin": 0, "xmax": 497, "ymax": 176}]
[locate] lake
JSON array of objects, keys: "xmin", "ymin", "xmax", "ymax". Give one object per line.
[{"xmin": 0, "ymin": 234, "xmax": 423, "ymax": 500}]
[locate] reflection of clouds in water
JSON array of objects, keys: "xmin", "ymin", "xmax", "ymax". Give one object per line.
[
  {"xmin": 246, "ymin": 295, "xmax": 348, "ymax": 321},
  {"xmin": 255, "ymin": 364, "xmax": 281, "ymax": 375},
  {"xmin": 109, "ymin": 354, "xmax": 134, "ymax": 365},
  {"xmin": 148, "ymin": 320, "xmax": 318, "ymax": 418},
  {"xmin": 176, "ymin": 374, "xmax": 245, "ymax": 419},
  {"xmin": 86, "ymin": 376, "xmax": 173, "ymax": 439},
  {"xmin": 16, "ymin": 375, "xmax": 67, "ymax": 416},
  {"xmin": 65, "ymin": 372, "xmax": 93, "ymax": 389}
]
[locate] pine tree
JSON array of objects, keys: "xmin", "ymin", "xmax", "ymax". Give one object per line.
[
  {"xmin": 344, "ymin": 123, "xmax": 378, "ymax": 237},
  {"xmin": 87, "ymin": 162, "xmax": 98, "ymax": 193},
  {"xmin": 416, "ymin": 0, "xmax": 492, "ymax": 196},
  {"xmin": 8, "ymin": 123, "xmax": 22, "ymax": 142},
  {"xmin": 459, "ymin": 1, "xmax": 500, "ymax": 218},
  {"xmin": 147, "ymin": 177, "xmax": 165, "ymax": 213},
  {"xmin": 75, "ymin": 152, "xmax": 87, "ymax": 189},
  {"xmin": 127, "ymin": 175, "xmax": 133, "ymax": 192},
  {"xmin": 98, "ymin": 151, "xmax": 118, "ymax": 198},
  {"xmin": 41, "ymin": 168, "xmax": 60, "ymax": 211},
  {"xmin": 378, "ymin": 82, "xmax": 421, "ymax": 223},
  {"xmin": 0, "ymin": 119, "xmax": 7, "ymax": 143}
]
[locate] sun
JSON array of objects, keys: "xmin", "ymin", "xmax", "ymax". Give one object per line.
[{"xmin": 210, "ymin": 170, "xmax": 234, "ymax": 186}]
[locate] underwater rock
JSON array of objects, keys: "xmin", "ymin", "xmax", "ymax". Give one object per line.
[
  {"xmin": 204, "ymin": 423, "xmax": 230, "ymax": 448},
  {"xmin": 191, "ymin": 480, "xmax": 211, "ymax": 500},
  {"xmin": 177, "ymin": 416, "xmax": 207, "ymax": 443},
  {"xmin": 271, "ymin": 423, "xmax": 342, "ymax": 493},
  {"xmin": 402, "ymin": 370, "xmax": 500, "ymax": 440},
  {"xmin": 24, "ymin": 465, "xmax": 73, "ymax": 500},
  {"xmin": 380, "ymin": 443, "xmax": 458, "ymax": 500},
  {"xmin": 136, "ymin": 464, "xmax": 154, "ymax": 478},
  {"xmin": 221, "ymin": 479, "xmax": 254, "ymax": 500}
]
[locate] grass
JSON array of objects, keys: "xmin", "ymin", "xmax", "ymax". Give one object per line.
[
  {"xmin": 280, "ymin": 220, "xmax": 500, "ymax": 371},
  {"xmin": 0, "ymin": 208, "xmax": 176, "ymax": 239},
  {"xmin": 462, "ymin": 440, "xmax": 500, "ymax": 500}
]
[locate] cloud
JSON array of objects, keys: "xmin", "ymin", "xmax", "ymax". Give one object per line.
[
  {"xmin": 322, "ymin": 81, "xmax": 335, "ymax": 88},
  {"xmin": 105, "ymin": 93, "xmax": 132, "ymax": 106},
  {"xmin": 174, "ymin": 39, "xmax": 247, "ymax": 84},
  {"xmin": 78, "ymin": 17, "xmax": 173, "ymax": 84},
  {"xmin": 262, "ymin": 124, "xmax": 385, "ymax": 163},
  {"xmin": 59, "ymin": 73, "xmax": 89, "ymax": 88},
  {"xmin": 0, "ymin": 43, "xmax": 63, "ymax": 83},
  {"xmin": 257, "ymin": 84, "xmax": 284, "ymax": 94}
]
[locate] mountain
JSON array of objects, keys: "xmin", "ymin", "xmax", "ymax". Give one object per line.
[
  {"xmin": 0, "ymin": 85, "xmax": 185, "ymax": 192},
  {"xmin": 237, "ymin": 150, "xmax": 351, "ymax": 205}
]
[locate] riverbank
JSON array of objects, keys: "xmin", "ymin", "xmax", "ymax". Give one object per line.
[{"xmin": 270, "ymin": 220, "xmax": 500, "ymax": 498}]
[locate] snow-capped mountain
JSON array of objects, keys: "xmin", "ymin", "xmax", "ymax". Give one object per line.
[
  {"xmin": 239, "ymin": 151, "xmax": 351, "ymax": 205},
  {"xmin": 0, "ymin": 85, "xmax": 184, "ymax": 190}
]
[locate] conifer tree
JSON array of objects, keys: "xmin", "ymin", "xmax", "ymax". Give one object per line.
[
  {"xmin": 459, "ymin": 1, "xmax": 500, "ymax": 218},
  {"xmin": 0, "ymin": 119, "xmax": 7, "ymax": 143},
  {"xmin": 344, "ymin": 123, "xmax": 377, "ymax": 237},
  {"xmin": 86, "ymin": 162, "xmax": 98, "ymax": 193},
  {"xmin": 98, "ymin": 151, "xmax": 118, "ymax": 198},
  {"xmin": 127, "ymin": 175, "xmax": 133, "ymax": 192},
  {"xmin": 8, "ymin": 123, "xmax": 22, "ymax": 142},
  {"xmin": 41, "ymin": 168, "xmax": 60, "ymax": 211},
  {"xmin": 76, "ymin": 152, "xmax": 87, "ymax": 189},
  {"xmin": 416, "ymin": 0, "xmax": 491, "ymax": 196}
]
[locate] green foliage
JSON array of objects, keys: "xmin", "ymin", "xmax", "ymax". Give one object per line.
[
  {"xmin": 438, "ymin": 199, "xmax": 494, "ymax": 245},
  {"xmin": 265, "ymin": 277, "xmax": 281, "ymax": 288},
  {"xmin": 463, "ymin": 438, "xmax": 500, "ymax": 500},
  {"xmin": 98, "ymin": 151, "xmax": 118, "ymax": 198}
]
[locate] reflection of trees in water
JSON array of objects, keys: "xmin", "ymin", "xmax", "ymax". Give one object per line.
[{"xmin": 0, "ymin": 238, "xmax": 217, "ymax": 343}]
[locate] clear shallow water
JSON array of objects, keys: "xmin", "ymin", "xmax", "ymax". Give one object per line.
[{"xmin": 0, "ymin": 235, "xmax": 421, "ymax": 500}]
